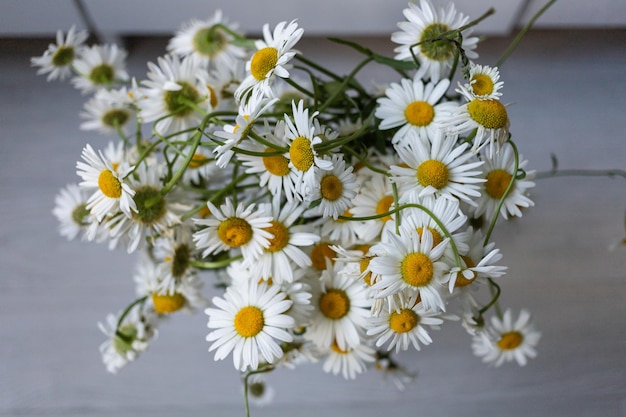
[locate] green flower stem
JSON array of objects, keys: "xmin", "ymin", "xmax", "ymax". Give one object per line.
[
  {"xmin": 294, "ymin": 54, "xmax": 344, "ymax": 82},
  {"xmin": 115, "ymin": 296, "xmax": 148, "ymax": 340},
  {"xmin": 535, "ymin": 168, "xmax": 626, "ymax": 180},
  {"xmin": 496, "ymin": 0, "xmax": 557, "ymax": 68},
  {"xmin": 180, "ymin": 175, "xmax": 254, "ymax": 221},
  {"xmin": 179, "ymin": 96, "xmax": 209, "ymax": 117},
  {"xmin": 156, "ymin": 112, "xmax": 218, "ymax": 201},
  {"xmin": 284, "ymin": 76, "xmax": 315, "ymax": 98},
  {"xmin": 314, "ymin": 109, "xmax": 377, "ymax": 153},
  {"xmin": 248, "ymin": 130, "xmax": 289, "ymax": 153},
  {"xmin": 317, "ymin": 56, "xmax": 374, "ymax": 113},
  {"xmin": 483, "ymin": 138, "xmax": 519, "ymax": 247},
  {"xmin": 243, "ymin": 365, "xmax": 275, "ymax": 417},
  {"xmin": 189, "ymin": 256, "xmax": 242, "ymax": 270},
  {"xmin": 210, "ymin": 23, "xmax": 256, "ymax": 49},
  {"xmin": 476, "ymin": 278, "xmax": 502, "ymax": 319}
]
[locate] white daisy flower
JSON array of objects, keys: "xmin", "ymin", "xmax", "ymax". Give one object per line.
[
  {"xmin": 308, "ymin": 241, "xmax": 338, "ymax": 271},
  {"xmin": 472, "ymin": 309, "xmax": 541, "ymax": 367},
  {"xmin": 375, "ymin": 76, "xmax": 457, "ymax": 145},
  {"xmin": 167, "ymin": 10, "xmax": 247, "ymax": 69},
  {"xmin": 192, "ymin": 198, "xmax": 273, "ymax": 262},
  {"xmin": 213, "ymin": 88, "xmax": 278, "ymax": 168},
  {"xmin": 175, "ymin": 145, "xmax": 220, "ymax": 186},
  {"xmin": 72, "ymin": 44, "xmax": 129, "ymax": 93},
  {"xmin": 235, "ymin": 20, "xmax": 304, "ymax": 100},
  {"xmin": 462, "ymin": 64, "xmax": 504, "ymax": 100},
  {"xmin": 305, "ymin": 261, "xmax": 372, "ymax": 351},
  {"xmin": 307, "ymin": 154, "xmax": 359, "ymax": 220},
  {"xmin": 444, "ymin": 85, "xmax": 510, "ymax": 157},
  {"xmin": 473, "ymin": 142, "xmax": 535, "ymax": 221},
  {"xmin": 31, "ymin": 25, "xmax": 88, "ymax": 81},
  {"xmin": 369, "ymin": 224, "xmax": 451, "ymax": 312},
  {"xmin": 322, "ymin": 339, "xmax": 376, "ymax": 380},
  {"xmin": 392, "ymin": 0, "xmax": 479, "ymax": 82},
  {"xmin": 52, "ymin": 183, "xmax": 92, "ymax": 240},
  {"xmin": 237, "ymin": 120, "xmax": 299, "ymax": 201},
  {"xmin": 139, "ymin": 54, "xmax": 212, "ymax": 137},
  {"xmin": 205, "ymin": 281, "xmax": 295, "ymax": 371},
  {"xmin": 390, "ymin": 131, "xmax": 485, "ymax": 205},
  {"xmin": 374, "ymin": 355, "xmax": 417, "ymax": 391},
  {"xmin": 97, "ymin": 306, "xmax": 159, "ymax": 374},
  {"xmin": 80, "ymin": 86, "xmax": 136, "ymax": 135},
  {"xmin": 284, "ymin": 100, "xmax": 333, "ymax": 199},
  {"xmin": 244, "ymin": 198, "xmax": 319, "ymax": 284},
  {"xmin": 76, "ymin": 144, "xmax": 136, "ymax": 221},
  {"xmin": 367, "ymin": 297, "xmax": 448, "ymax": 353}
]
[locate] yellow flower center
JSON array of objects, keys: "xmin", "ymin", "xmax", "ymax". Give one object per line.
[
  {"xmin": 310, "ymin": 242, "xmax": 336, "ymax": 270},
  {"xmin": 89, "ymin": 64, "xmax": 114, "ymax": 85},
  {"xmin": 319, "ymin": 288, "xmax": 350, "ymax": 320},
  {"xmin": 234, "ymin": 306, "xmax": 265, "ymax": 337},
  {"xmin": 359, "ymin": 257, "xmax": 373, "ymax": 286},
  {"xmin": 389, "ymin": 308, "xmax": 419, "ymax": 333},
  {"xmin": 289, "ymin": 136, "xmax": 314, "ymax": 172},
  {"xmin": 404, "ymin": 101, "xmax": 435, "ymax": 126},
  {"xmin": 497, "ymin": 331, "xmax": 524, "ymax": 350},
  {"xmin": 262, "ymin": 148, "xmax": 290, "ymax": 176},
  {"xmin": 152, "ymin": 292, "xmax": 186, "ymax": 314},
  {"xmin": 132, "ymin": 186, "xmax": 166, "ymax": 226},
  {"xmin": 164, "ymin": 81, "xmax": 200, "ymax": 117},
  {"xmin": 471, "ymin": 74, "xmax": 494, "ymax": 96},
  {"xmin": 416, "ymin": 227, "xmax": 444, "ymax": 247},
  {"xmin": 401, "ymin": 252, "xmax": 434, "ymax": 287},
  {"xmin": 188, "ymin": 153, "xmax": 208, "ymax": 169},
  {"xmin": 192, "ymin": 27, "xmax": 227, "ymax": 57},
  {"xmin": 417, "ymin": 159, "xmax": 449, "ymax": 189},
  {"xmin": 467, "ymin": 99, "xmax": 508, "ymax": 129},
  {"xmin": 250, "ymin": 47, "xmax": 278, "ymax": 81},
  {"xmin": 320, "ymin": 175, "xmax": 343, "ymax": 201},
  {"xmin": 263, "ymin": 220, "xmax": 290, "ymax": 252},
  {"xmin": 98, "ymin": 169, "xmax": 122, "ymax": 198},
  {"xmin": 485, "ymin": 169, "xmax": 512, "ymax": 199},
  {"xmin": 376, "ymin": 195, "xmax": 395, "ymax": 222},
  {"xmin": 217, "ymin": 217, "xmax": 253, "ymax": 248},
  {"xmin": 454, "ymin": 255, "xmax": 477, "ymax": 288},
  {"xmin": 101, "ymin": 109, "xmax": 129, "ymax": 128}
]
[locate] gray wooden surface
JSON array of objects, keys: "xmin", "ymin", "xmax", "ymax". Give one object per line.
[{"xmin": 1, "ymin": 29, "xmax": 625, "ymax": 417}]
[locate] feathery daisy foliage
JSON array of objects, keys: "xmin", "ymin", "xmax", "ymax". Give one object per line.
[{"xmin": 39, "ymin": 0, "xmax": 624, "ymax": 415}]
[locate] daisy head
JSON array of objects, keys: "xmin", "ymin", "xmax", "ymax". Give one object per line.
[
  {"xmin": 76, "ymin": 144, "xmax": 136, "ymax": 221},
  {"xmin": 192, "ymin": 198, "xmax": 273, "ymax": 262},
  {"xmin": 305, "ymin": 260, "xmax": 372, "ymax": 351},
  {"xmin": 80, "ymin": 86, "xmax": 136, "ymax": 135},
  {"xmin": 375, "ymin": 75, "xmax": 457, "ymax": 145},
  {"xmin": 205, "ymin": 281, "xmax": 295, "ymax": 371},
  {"xmin": 284, "ymin": 100, "xmax": 333, "ymax": 199},
  {"xmin": 462, "ymin": 64, "xmax": 504, "ymax": 100},
  {"xmin": 473, "ymin": 142, "xmax": 535, "ymax": 221},
  {"xmin": 367, "ymin": 296, "xmax": 449, "ymax": 353},
  {"xmin": 369, "ymin": 224, "xmax": 451, "ymax": 312},
  {"xmin": 322, "ymin": 339, "xmax": 376, "ymax": 380},
  {"xmin": 445, "ymin": 87, "xmax": 510, "ymax": 156},
  {"xmin": 71, "ymin": 44, "xmax": 130, "ymax": 93},
  {"xmin": 390, "ymin": 131, "xmax": 485, "ymax": 205},
  {"xmin": 31, "ymin": 25, "xmax": 88, "ymax": 81},
  {"xmin": 472, "ymin": 309, "xmax": 541, "ymax": 367},
  {"xmin": 308, "ymin": 154, "xmax": 359, "ymax": 220},
  {"xmin": 167, "ymin": 10, "xmax": 247, "ymax": 69},
  {"xmin": 139, "ymin": 54, "xmax": 212, "ymax": 137},
  {"xmin": 391, "ymin": 0, "xmax": 479, "ymax": 82},
  {"xmin": 235, "ymin": 20, "xmax": 304, "ymax": 99}
]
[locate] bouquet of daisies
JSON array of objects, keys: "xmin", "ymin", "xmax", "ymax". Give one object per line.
[{"xmin": 37, "ymin": 0, "xmax": 551, "ymax": 407}]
